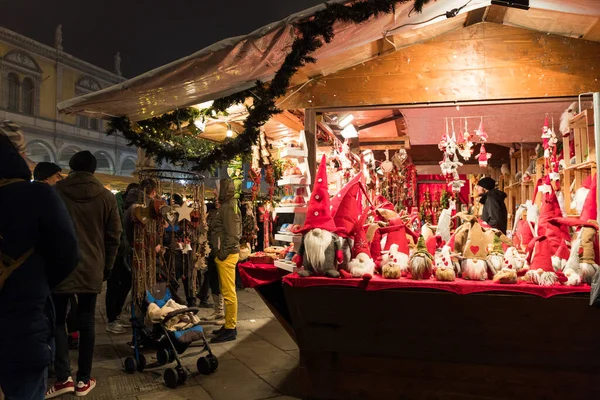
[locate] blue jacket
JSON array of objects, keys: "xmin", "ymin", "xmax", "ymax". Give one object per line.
[{"xmin": 0, "ymin": 134, "xmax": 78, "ymax": 373}]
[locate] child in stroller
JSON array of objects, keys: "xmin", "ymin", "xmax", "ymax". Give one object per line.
[{"xmin": 124, "ymin": 280, "xmax": 218, "ymax": 389}]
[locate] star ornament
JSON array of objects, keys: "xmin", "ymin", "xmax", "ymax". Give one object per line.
[
  {"xmin": 355, "ymin": 239, "xmax": 368, "ymax": 249},
  {"xmin": 175, "ymin": 203, "xmax": 195, "ymax": 222}
]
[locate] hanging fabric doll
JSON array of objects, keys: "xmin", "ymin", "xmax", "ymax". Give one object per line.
[
  {"xmin": 477, "ymin": 144, "xmax": 492, "ymax": 168},
  {"xmin": 475, "ymin": 119, "xmax": 488, "ymax": 142},
  {"xmin": 294, "ymin": 155, "xmax": 343, "ymax": 278}
]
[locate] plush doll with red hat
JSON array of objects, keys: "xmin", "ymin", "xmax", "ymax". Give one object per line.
[
  {"xmin": 381, "ymin": 243, "xmax": 408, "ymax": 279},
  {"xmin": 344, "ymin": 221, "xmax": 375, "ymax": 281},
  {"xmin": 522, "ymin": 236, "xmax": 567, "ymax": 286},
  {"xmin": 434, "ymin": 245, "xmax": 458, "ymax": 281},
  {"xmin": 295, "ymin": 155, "xmax": 343, "ymax": 278}
]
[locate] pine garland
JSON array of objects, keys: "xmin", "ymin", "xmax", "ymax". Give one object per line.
[{"xmin": 108, "ymin": 0, "xmax": 430, "ymax": 170}]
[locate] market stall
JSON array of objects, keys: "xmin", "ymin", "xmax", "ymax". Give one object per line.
[{"xmin": 58, "ymin": 0, "xmax": 600, "ymax": 398}]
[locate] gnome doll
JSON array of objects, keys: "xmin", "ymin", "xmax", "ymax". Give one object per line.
[
  {"xmin": 477, "ymin": 143, "xmax": 492, "ymax": 168},
  {"xmin": 295, "ymin": 155, "xmax": 343, "ymax": 278},
  {"xmin": 381, "ymin": 244, "xmax": 409, "ymax": 279},
  {"xmin": 342, "ymin": 221, "xmax": 375, "ymax": 281},
  {"xmin": 461, "ymin": 220, "xmax": 490, "ymax": 281},
  {"xmin": 434, "ymin": 245, "xmax": 457, "ymax": 281},
  {"xmin": 332, "ymin": 172, "xmax": 365, "ymax": 268},
  {"xmin": 486, "ymin": 235, "xmax": 505, "ymax": 276},
  {"xmin": 523, "ymin": 236, "xmax": 567, "ymax": 286},
  {"xmin": 409, "ymin": 236, "xmax": 434, "ymax": 280}
]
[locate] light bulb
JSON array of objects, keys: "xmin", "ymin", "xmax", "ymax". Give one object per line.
[
  {"xmin": 341, "ymin": 124, "xmax": 358, "ymax": 139},
  {"xmin": 338, "ymin": 114, "xmax": 354, "ymax": 128},
  {"xmin": 226, "ymin": 129, "xmax": 233, "ymax": 137}
]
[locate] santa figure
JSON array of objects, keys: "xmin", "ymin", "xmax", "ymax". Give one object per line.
[
  {"xmin": 477, "ymin": 144, "xmax": 492, "ymax": 168},
  {"xmin": 294, "ymin": 155, "xmax": 343, "ymax": 278}
]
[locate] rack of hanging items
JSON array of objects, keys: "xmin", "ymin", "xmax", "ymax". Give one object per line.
[{"xmin": 131, "ymin": 169, "xmax": 207, "ymax": 303}]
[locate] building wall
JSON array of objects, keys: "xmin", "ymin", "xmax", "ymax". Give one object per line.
[{"xmin": 0, "ymin": 26, "xmax": 136, "ymax": 176}]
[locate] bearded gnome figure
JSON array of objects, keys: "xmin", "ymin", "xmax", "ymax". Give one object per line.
[{"xmin": 295, "ymin": 155, "xmax": 343, "ymax": 277}]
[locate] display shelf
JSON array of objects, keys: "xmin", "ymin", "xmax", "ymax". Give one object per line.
[
  {"xmin": 275, "ymin": 233, "xmax": 301, "ymax": 242},
  {"xmin": 277, "ymin": 176, "xmax": 308, "ymax": 186},
  {"xmin": 280, "ymin": 147, "xmax": 307, "ymax": 159},
  {"xmin": 274, "ymin": 206, "xmax": 307, "ymax": 214},
  {"xmin": 274, "ymin": 259, "xmax": 297, "ymax": 272}
]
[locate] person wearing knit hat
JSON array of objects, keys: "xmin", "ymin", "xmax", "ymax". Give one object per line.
[
  {"xmin": 476, "ymin": 176, "xmax": 508, "ymax": 233},
  {"xmin": 34, "ymin": 162, "xmax": 63, "ymax": 185},
  {"xmin": 69, "ymin": 150, "xmax": 97, "ymax": 174}
]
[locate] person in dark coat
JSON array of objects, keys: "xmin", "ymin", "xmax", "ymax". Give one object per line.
[
  {"xmin": 0, "ymin": 126, "xmax": 78, "ymax": 400},
  {"xmin": 105, "ymin": 183, "xmax": 139, "ymax": 334},
  {"xmin": 33, "ymin": 162, "xmax": 63, "ymax": 185},
  {"xmin": 46, "ymin": 151, "xmax": 122, "ymax": 398},
  {"xmin": 476, "ymin": 177, "xmax": 508, "ymax": 234}
]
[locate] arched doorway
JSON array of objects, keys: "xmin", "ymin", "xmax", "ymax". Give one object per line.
[
  {"xmin": 93, "ymin": 151, "xmax": 115, "ymax": 175},
  {"xmin": 120, "ymin": 157, "xmax": 136, "ymax": 176},
  {"xmin": 26, "ymin": 141, "xmax": 55, "ymax": 163},
  {"xmin": 58, "ymin": 146, "xmax": 81, "ymax": 169}
]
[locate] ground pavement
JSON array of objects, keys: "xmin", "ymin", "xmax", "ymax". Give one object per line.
[{"xmin": 47, "ymin": 289, "xmax": 302, "ymax": 400}]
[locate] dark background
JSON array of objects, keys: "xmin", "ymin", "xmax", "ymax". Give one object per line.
[{"xmin": 0, "ymin": 0, "xmax": 325, "ymax": 77}]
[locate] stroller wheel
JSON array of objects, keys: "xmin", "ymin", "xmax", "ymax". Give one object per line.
[
  {"xmin": 207, "ymin": 354, "xmax": 219, "ymax": 372},
  {"xmin": 124, "ymin": 357, "xmax": 137, "ymax": 374},
  {"xmin": 157, "ymin": 348, "xmax": 169, "ymax": 366},
  {"xmin": 164, "ymin": 368, "xmax": 178, "ymax": 389},
  {"xmin": 137, "ymin": 354, "xmax": 147, "ymax": 372},
  {"xmin": 197, "ymin": 356, "xmax": 212, "ymax": 375},
  {"xmin": 176, "ymin": 366, "xmax": 188, "ymax": 385}
]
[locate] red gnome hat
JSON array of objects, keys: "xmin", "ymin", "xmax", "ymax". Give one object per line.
[
  {"xmin": 293, "ymin": 155, "xmax": 338, "ymax": 234},
  {"xmin": 380, "ymin": 217, "xmax": 419, "ymax": 254},
  {"xmin": 332, "ymin": 173, "xmax": 364, "ymax": 238},
  {"xmin": 580, "ymin": 174, "xmax": 597, "ymax": 222},
  {"xmin": 526, "ymin": 236, "xmax": 567, "ymax": 284},
  {"xmin": 537, "ymin": 187, "xmax": 570, "ymax": 252},
  {"xmin": 352, "ymin": 222, "xmax": 371, "ymax": 259}
]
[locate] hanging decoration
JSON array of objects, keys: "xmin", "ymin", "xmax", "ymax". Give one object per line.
[
  {"xmin": 457, "ymin": 118, "xmax": 474, "ymax": 160},
  {"xmin": 477, "ymin": 143, "xmax": 492, "ymax": 168},
  {"xmin": 106, "ymin": 0, "xmax": 431, "ymax": 169},
  {"xmin": 438, "ymin": 118, "xmax": 465, "ymax": 193}
]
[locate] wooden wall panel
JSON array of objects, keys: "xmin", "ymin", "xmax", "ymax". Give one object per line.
[{"xmin": 280, "ymin": 23, "xmax": 600, "ymax": 110}]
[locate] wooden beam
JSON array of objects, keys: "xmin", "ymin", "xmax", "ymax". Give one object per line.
[
  {"xmin": 485, "ymin": 4, "xmax": 508, "ymax": 24},
  {"xmin": 272, "ymin": 110, "xmax": 304, "ymax": 132},
  {"xmin": 583, "ymin": 19, "xmax": 600, "ymax": 41},
  {"xmin": 392, "ymin": 109, "xmax": 406, "ymax": 137},
  {"xmin": 280, "ymin": 23, "xmax": 600, "ymax": 110},
  {"xmin": 465, "ymin": 7, "xmax": 487, "ymax": 27},
  {"xmin": 305, "ymin": 109, "xmax": 317, "ymax": 189},
  {"xmin": 357, "ymin": 114, "xmax": 404, "ymax": 131}
]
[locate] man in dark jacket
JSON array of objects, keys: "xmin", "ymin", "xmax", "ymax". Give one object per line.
[
  {"xmin": 209, "ymin": 178, "xmax": 241, "ymax": 343},
  {"xmin": 46, "ymin": 151, "xmax": 122, "ymax": 398},
  {"xmin": 476, "ymin": 177, "xmax": 508, "ymax": 233},
  {"xmin": 0, "ymin": 127, "xmax": 78, "ymax": 400}
]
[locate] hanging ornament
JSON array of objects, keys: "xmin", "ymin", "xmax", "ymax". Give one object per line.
[
  {"xmin": 458, "ymin": 118, "xmax": 474, "ymax": 160},
  {"xmin": 477, "ymin": 143, "xmax": 492, "ymax": 168},
  {"xmin": 392, "ymin": 148, "xmax": 408, "ymax": 169},
  {"xmin": 475, "ymin": 117, "xmax": 488, "ymax": 142},
  {"xmin": 381, "ymin": 148, "xmax": 394, "ymax": 173}
]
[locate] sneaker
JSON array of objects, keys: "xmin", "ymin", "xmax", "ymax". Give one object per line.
[
  {"xmin": 117, "ymin": 315, "xmax": 132, "ymax": 328},
  {"xmin": 210, "ymin": 328, "xmax": 237, "ymax": 343},
  {"xmin": 45, "ymin": 377, "xmax": 75, "ymax": 399},
  {"xmin": 75, "ymin": 379, "xmax": 96, "ymax": 397},
  {"xmin": 212, "ymin": 326, "xmax": 225, "ymax": 335},
  {"xmin": 106, "ymin": 321, "xmax": 126, "ymax": 334}
]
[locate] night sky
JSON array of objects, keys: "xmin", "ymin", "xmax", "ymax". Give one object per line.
[{"xmin": 0, "ymin": 0, "xmax": 325, "ymax": 77}]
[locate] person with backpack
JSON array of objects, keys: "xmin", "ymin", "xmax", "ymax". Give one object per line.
[{"xmin": 0, "ymin": 122, "xmax": 78, "ymax": 400}]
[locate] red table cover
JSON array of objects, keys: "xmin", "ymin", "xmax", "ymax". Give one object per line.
[
  {"xmin": 282, "ymin": 273, "xmax": 591, "ymax": 299},
  {"xmin": 238, "ymin": 262, "xmax": 289, "ymax": 288}
]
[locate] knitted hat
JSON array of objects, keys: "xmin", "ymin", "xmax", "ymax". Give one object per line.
[
  {"xmin": 537, "ymin": 189, "xmax": 571, "ymax": 252},
  {"xmin": 351, "ymin": 222, "xmax": 371, "ymax": 258},
  {"xmin": 463, "ymin": 221, "xmax": 488, "ymax": 260},
  {"xmin": 490, "ymin": 234, "xmax": 504, "ymax": 255},
  {"xmin": 526, "ymin": 236, "xmax": 554, "ymax": 273},
  {"xmin": 33, "ymin": 162, "xmax": 62, "ymax": 181},
  {"xmin": 293, "ymin": 155, "xmax": 337, "ymax": 234},
  {"xmin": 580, "ymin": 174, "xmax": 597, "ymax": 222},
  {"xmin": 69, "ymin": 151, "xmax": 97, "ymax": 173},
  {"xmin": 413, "ymin": 235, "xmax": 433, "ymax": 258},
  {"xmin": 477, "ymin": 177, "xmax": 495, "ymax": 191}
]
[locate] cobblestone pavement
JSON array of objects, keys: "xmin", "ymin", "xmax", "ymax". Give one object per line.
[{"xmin": 45, "ymin": 288, "xmax": 302, "ymax": 400}]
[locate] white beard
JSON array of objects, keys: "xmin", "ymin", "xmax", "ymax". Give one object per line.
[
  {"xmin": 524, "ymin": 269, "xmax": 558, "ymax": 286},
  {"xmin": 461, "ymin": 259, "xmax": 488, "ymax": 281},
  {"xmin": 348, "ymin": 253, "xmax": 375, "ymax": 277},
  {"xmin": 304, "ymin": 228, "xmax": 333, "ymax": 272}
]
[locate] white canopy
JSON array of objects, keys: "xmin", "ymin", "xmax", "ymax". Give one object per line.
[{"xmin": 58, "ymin": 0, "xmax": 600, "ymax": 121}]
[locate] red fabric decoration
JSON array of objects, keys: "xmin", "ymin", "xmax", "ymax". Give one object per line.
[
  {"xmin": 381, "ymin": 217, "xmax": 419, "ymax": 253},
  {"xmin": 238, "ymin": 262, "xmax": 289, "ymax": 288},
  {"xmin": 282, "ymin": 274, "xmax": 589, "ymax": 298}
]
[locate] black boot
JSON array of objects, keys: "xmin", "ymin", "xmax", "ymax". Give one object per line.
[{"xmin": 210, "ymin": 328, "xmax": 237, "ymax": 343}]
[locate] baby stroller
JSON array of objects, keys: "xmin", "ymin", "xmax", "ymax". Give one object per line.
[{"xmin": 124, "ymin": 281, "xmax": 218, "ymax": 389}]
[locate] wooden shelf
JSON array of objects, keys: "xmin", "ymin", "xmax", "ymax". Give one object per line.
[
  {"xmin": 274, "ymin": 206, "xmax": 307, "ymax": 214},
  {"xmin": 274, "ymin": 260, "xmax": 297, "ymax": 273},
  {"xmin": 280, "ymin": 147, "xmax": 307, "ymax": 158},
  {"xmin": 275, "ymin": 233, "xmax": 302, "ymax": 243}
]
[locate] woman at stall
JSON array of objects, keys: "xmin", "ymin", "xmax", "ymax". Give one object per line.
[{"xmin": 476, "ymin": 177, "xmax": 508, "ymax": 233}]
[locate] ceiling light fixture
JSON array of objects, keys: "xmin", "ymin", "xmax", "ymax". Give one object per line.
[
  {"xmin": 338, "ymin": 114, "xmax": 354, "ymax": 128},
  {"xmin": 341, "ymin": 124, "xmax": 358, "ymax": 139},
  {"xmin": 226, "ymin": 123, "xmax": 234, "ymax": 137}
]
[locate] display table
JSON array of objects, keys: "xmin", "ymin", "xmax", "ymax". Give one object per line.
[{"xmin": 239, "ymin": 263, "xmax": 600, "ymax": 399}]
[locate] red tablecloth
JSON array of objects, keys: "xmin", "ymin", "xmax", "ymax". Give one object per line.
[
  {"xmin": 238, "ymin": 262, "xmax": 289, "ymax": 288},
  {"xmin": 282, "ymin": 273, "xmax": 591, "ymax": 299}
]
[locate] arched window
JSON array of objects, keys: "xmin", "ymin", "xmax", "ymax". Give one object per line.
[
  {"xmin": 120, "ymin": 157, "xmax": 136, "ymax": 176},
  {"xmin": 26, "ymin": 141, "xmax": 54, "ymax": 163},
  {"xmin": 22, "ymin": 78, "xmax": 35, "ymax": 115},
  {"xmin": 93, "ymin": 151, "xmax": 114, "ymax": 175},
  {"xmin": 8, "ymin": 73, "xmax": 19, "ymax": 111},
  {"xmin": 59, "ymin": 146, "xmax": 81, "ymax": 169}
]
